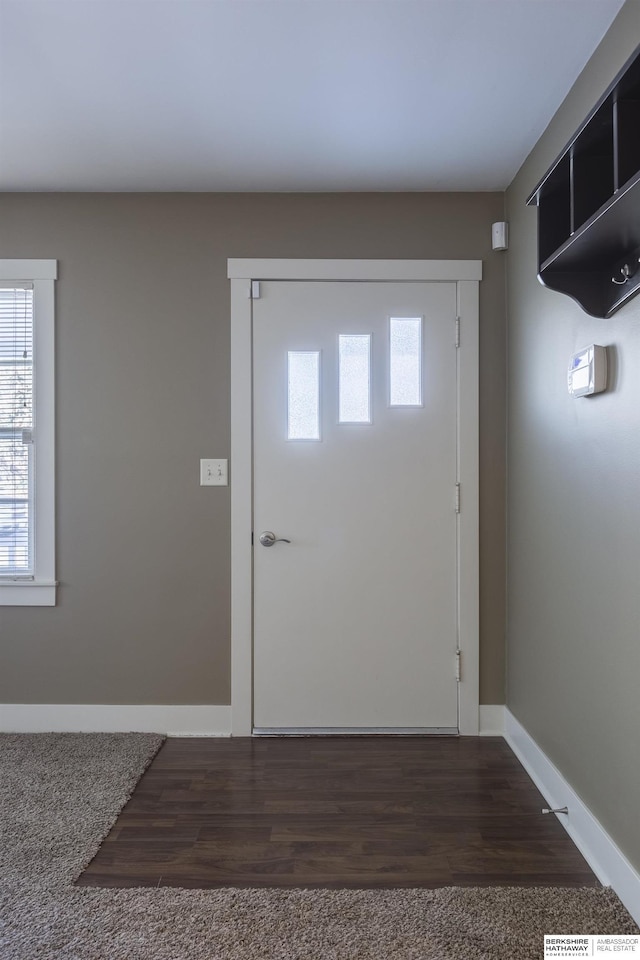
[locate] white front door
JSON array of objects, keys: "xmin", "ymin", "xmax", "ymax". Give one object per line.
[{"xmin": 252, "ymin": 279, "xmax": 459, "ymax": 732}]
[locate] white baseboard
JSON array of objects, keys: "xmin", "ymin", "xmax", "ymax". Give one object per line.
[
  {"xmin": 479, "ymin": 704, "xmax": 505, "ymax": 736},
  {"xmin": 0, "ymin": 704, "xmax": 232, "ymax": 737},
  {"xmin": 505, "ymin": 708, "xmax": 640, "ymax": 927}
]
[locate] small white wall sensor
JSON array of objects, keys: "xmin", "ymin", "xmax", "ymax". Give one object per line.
[
  {"xmin": 568, "ymin": 345, "xmax": 607, "ymax": 398},
  {"xmin": 492, "ymin": 221, "xmax": 509, "ymax": 251}
]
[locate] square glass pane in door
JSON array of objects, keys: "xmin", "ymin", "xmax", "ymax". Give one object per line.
[
  {"xmin": 389, "ymin": 317, "xmax": 422, "ymax": 406},
  {"xmin": 287, "ymin": 351, "xmax": 320, "ymax": 440},
  {"xmin": 338, "ymin": 334, "xmax": 371, "ymax": 423}
]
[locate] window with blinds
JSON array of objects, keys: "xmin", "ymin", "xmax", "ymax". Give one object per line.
[
  {"xmin": 0, "ymin": 285, "xmax": 34, "ymax": 575},
  {"xmin": 0, "ymin": 260, "xmax": 55, "ymax": 605}
]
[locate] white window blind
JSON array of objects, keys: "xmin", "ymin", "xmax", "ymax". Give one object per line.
[{"xmin": 0, "ymin": 284, "xmax": 34, "ymax": 575}]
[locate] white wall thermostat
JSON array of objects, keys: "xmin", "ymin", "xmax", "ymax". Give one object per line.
[{"xmin": 568, "ymin": 344, "xmax": 607, "ymax": 398}]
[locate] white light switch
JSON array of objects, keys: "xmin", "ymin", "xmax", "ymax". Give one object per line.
[{"xmin": 200, "ymin": 459, "xmax": 228, "ymax": 486}]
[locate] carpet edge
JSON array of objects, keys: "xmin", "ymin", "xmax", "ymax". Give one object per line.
[{"xmin": 71, "ymin": 733, "xmax": 166, "ymax": 884}]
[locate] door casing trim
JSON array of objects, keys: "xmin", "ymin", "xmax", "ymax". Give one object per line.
[{"xmin": 229, "ymin": 259, "xmax": 481, "ymax": 736}]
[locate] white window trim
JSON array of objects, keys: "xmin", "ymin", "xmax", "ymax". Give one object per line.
[{"xmin": 0, "ymin": 260, "xmax": 57, "ymax": 606}]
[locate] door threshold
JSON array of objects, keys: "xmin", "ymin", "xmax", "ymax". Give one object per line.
[{"xmin": 252, "ymin": 727, "xmax": 459, "ymax": 736}]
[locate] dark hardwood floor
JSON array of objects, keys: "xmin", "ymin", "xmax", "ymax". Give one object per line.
[{"xmin": 76, "ymin": 736, "xmax": 599, "ymax": 890}]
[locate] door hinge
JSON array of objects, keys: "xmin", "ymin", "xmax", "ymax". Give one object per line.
[
  {"xmin": 249, "ymin": 280, "xmax": 261, "ymax": 299},
  {"xmin": 455, "ymin": 483, "xmax": 461, "ymax": 514},
  {"xmin": 455, "ymin": 317, "xmax": 461, "ymax": 348},
  {"xmin": 455, "ymin": 650, "xmax": 461, "ymax": 682}
]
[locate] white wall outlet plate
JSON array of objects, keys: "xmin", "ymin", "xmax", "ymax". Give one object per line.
[{"xmin": 200, "ymin": 459, "xmax": 228, "ymax": 486}]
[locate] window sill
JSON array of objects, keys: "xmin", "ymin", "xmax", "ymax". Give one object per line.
[{"xmin": 0, "ymin": 581, "xmax": 57, "ymax": 606}]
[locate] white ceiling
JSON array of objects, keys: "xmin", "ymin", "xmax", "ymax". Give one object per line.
[{"xmin": 0, "ymin": 0, "xmax": 626, "ymax": 192}]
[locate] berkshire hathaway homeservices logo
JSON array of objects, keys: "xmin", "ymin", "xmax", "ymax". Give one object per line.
[{"xmin": 544, "ymin": 936, "xmax": 640, "ymax": 957}]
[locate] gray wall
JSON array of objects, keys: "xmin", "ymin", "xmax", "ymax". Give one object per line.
[
  {"xmin": 506, "ymin": 2, "xmax": 640, "ymax": 872},
  {"xmin": 0, "ymin": 192, "xmax": 506, "ymax": 706}
]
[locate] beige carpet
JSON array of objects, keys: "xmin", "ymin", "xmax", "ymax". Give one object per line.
[{"xmin": 0, "ymin": 733, "xmax": 637, "ymax": 960}]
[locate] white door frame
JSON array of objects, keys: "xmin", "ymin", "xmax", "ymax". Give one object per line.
[{"xmin": 228, "ymin": 259, "xmax": 481, "ymax": 736}]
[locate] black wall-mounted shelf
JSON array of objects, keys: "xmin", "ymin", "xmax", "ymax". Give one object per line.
[{"xmin": 527, "ymin": 44, "xmax": 640, "ymax": 318}]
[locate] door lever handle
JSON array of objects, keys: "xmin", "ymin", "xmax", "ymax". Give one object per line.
[{"xmin": 259, "ymin": 531, "xmax": 291, "ymax": 547}]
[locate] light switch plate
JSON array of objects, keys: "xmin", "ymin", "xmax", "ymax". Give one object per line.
[{"xmin": 200, "ymin": 458, "xmax": 228, "ymax": 486}]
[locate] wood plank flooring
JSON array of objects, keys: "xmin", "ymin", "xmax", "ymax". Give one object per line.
[{"xmin": 76, "ymin": 736, "xmax": 600, "ymax": 890}]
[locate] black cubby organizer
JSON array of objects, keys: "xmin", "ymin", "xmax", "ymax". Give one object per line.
[{"xmin": 527, "ymin": 43, "xmax": 640, "ymax": 318}]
